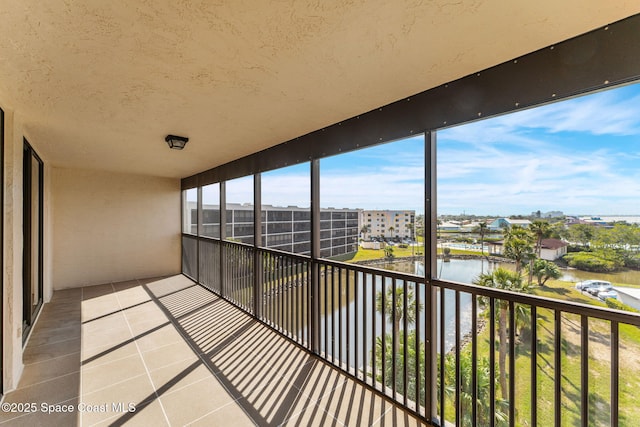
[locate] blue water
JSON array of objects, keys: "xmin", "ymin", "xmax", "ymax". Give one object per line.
[{"xmin": 319, "ymin": 260, "xmax": 481, "ymax": 367}]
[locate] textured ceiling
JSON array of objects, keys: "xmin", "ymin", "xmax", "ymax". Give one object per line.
[{"xmin": 1, "ymin": 1, "xmax": 639, "ymax": 178}]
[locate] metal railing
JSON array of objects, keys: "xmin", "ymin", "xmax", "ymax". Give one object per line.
[{"xmin": 183, "ymin": 236, "xmax": 640, "ymax": 426}]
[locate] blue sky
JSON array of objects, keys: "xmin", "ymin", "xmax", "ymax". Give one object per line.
[
  {"xmin": 438, "ymin": 82, "xmax": 640, "ymax": 216},
  {"xmin": 199, "ymin": 81, "xmax": 640, "ymax": 216}
]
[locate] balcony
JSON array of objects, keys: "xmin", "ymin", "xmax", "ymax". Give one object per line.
[
  {"xmin": 0, "ymin": 275, "xmax": 427, "ymax": 426},
  {"xmin": 6, "ymin": 242, "xmax": 640, "ymax": 426},
  {"xmin": 183, "ymin": 238, "xmax": 640, "ymax": 426}
]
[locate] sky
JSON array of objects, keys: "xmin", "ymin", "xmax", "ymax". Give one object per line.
[
  {"xmin": 438, "ymin": 81, "xmax": 640, "ymax": 216},
  {"xmin": 195, "ymin": 81, "xmax": 640, "ymax": 217}
]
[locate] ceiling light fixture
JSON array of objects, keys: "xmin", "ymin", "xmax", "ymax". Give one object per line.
[{"xmin": 165, "ymin": 134, "xmax": 189, "ymax": 150}]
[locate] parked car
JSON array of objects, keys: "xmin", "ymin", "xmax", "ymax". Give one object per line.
[
  {"xmin": 575, "ymin": 280, "xmax": 611, "ymax": 292},
  {"xmin": 598, "ymin": 289, "xmax": 618, "ymax": 300},
  {"xmin": 586, "ymin": 282, "xmax": 614, "ymax": 296}
]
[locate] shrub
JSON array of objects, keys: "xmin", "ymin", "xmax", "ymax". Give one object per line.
[
  {"xmin": 563, "ymin": 252, "xmax": 622, "ymax": 272},
  {"xmin": 567, "ymin": 244, "xmax": 591, "ymax": 253},
  {"xmin": 622, "ymin": 254, "xmax": 640, "ymax": 269},
  {"xmin": 604, "ymin": 297, "xmax": 640, "ymax": 313}
]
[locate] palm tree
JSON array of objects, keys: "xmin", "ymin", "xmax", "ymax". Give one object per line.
[
  {"xmin": 388, "ymin": 226, "xmax": 395, "ymax": 239},
  {"xmin": 473, "ymin": 222, "xmax": 489, "ymax": 273},
  {"xmin": 503, "ymin": 225, "xmax": 535, "ymax": 273},
  {"xmin": 473, "ymin": 268, "xmax": 525, "ymax": 400},
  {"xmin": 473, "ymin": 222, "xmax": 489, "ymax": 256},
  {"xmin": 526, "ymin": 258, "xmax": 562, "ymax": 287},
  {"xmin": 405, "ymin": 222, "xmax": 414, "ymax": 241},
  {"xmin": 443, "ymin": 351, "xmax": 508, "ymax": 426},
  {"xmin": 383, "ymin": 245, "xmax": 395, "ymax": 259},
  {"xmin": 375, "ymin": 285, "xmax": 423, "ymax": 364},
  {"xmin": 529, "ymin": 220, "xmax": 551, "ymax": 257}
]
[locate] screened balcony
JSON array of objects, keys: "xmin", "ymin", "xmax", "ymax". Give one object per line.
[
  {"xmin": 0, "ymin": 275, "xmax": 427, "ymax": 426},
  {"xmin": 180, "ymin": 236, "xmax": 640, "ymax": 426},
  {"xmin": 2, "ymin": 4, "xmax": 640, "ymax": 427}
]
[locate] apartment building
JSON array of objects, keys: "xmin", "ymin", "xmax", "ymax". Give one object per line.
[
  {"xmin": 186, "ymin": 202, "xmax": 359, "ymax": 257},
  {"xmin": 360, "ymin": 210, "xmax": 415, "ymax": 240}
]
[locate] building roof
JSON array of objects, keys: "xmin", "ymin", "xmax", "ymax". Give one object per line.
[{"xmin": 540, "ymin": 238, "xmax": 568, "ymax": 250}]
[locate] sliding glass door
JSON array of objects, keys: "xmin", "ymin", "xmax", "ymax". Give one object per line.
[{"xmin": 23, "ymin": 139, "xmax": 43, "ymax": 342}]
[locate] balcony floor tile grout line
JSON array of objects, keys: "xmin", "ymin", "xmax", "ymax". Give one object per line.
[
  {"xmin": 139, "ymin": 286, "xmax": 259, "ymax": 425},
  {"xmin": 191, "ymin": 284, "xmax": 374, "ymax": 425},
  {"xmin": 82, "ymin": 353, "xmax": 143, "ymax": 374},
  {"xmin": 23, "ymin": 335, "xmax": 80, "ymax": 351},
  {"xmin": 111, "ymin": 281, "xmax": 172, "ymax": 426},
  {"xmin": 278, "ymin": 395, "xmax": 346, "ymax": 427},
  {"xmin": 140, "ymin": 281, "xmax": 335, "ymax": 425},
  {"xmin": 84, "ymin": 393, "xmax": 164, "ymax": 427},
  {"xmin": 23, "ymin": 350, "xmax": 81, "ymax": 367},
  {"xmin": 80, "ymin": 322, "xmax": 175, "ymax": 368},
  {"xmin": 182, "ymin": 399, "xmax": 249, "ymax": 426}
]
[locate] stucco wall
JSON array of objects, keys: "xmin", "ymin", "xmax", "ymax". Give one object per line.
[
  {"xmin": 3, "ymin": 108, "xmax": 24, "ymax": 391},
  {"xmin": 52, "ymin": 168, "xmax": 181, "ymax": 288}
]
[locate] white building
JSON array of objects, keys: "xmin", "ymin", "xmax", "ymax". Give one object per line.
[
  {"xmin": 539, "ymin": 238, "xmax": 569, "ymax": 261},
  {"xmin": 360, "ymin": 210, "xmax": 415, "ymax": 240}
]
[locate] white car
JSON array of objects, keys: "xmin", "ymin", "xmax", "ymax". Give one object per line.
[
  {"xmin": 575, "ymin": 280, "xmax": 612, "ymax": 292},
  {"xmin": 598, "ymin": 289, "xmax": 618, "ymax": 300},
  {"xmin": 586, "ymin": 282, "xmax": 614, "ymax": 296}
]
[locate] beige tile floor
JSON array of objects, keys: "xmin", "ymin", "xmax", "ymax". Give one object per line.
[{"xmin": 0, "ymin": 275, "xmax": 429, "ymax": 426}]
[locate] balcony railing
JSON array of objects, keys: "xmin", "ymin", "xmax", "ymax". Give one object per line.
[{"xmin": 182, "ymin": 235, "xmax": 640, "ymax": 426}]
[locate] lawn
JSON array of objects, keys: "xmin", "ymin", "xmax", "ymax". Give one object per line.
[
  {"xmin": 443, "ymin": 279, "xmax": 640, "ymax": 426},
  {"xmin": 340, "ymin": 245, "xmax": 478, "ymax": 263},
  {"xmin": 343, "ymin": 247, "xmax": 640, "ymax": 425}
]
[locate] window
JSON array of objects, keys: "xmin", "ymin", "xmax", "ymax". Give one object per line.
[
  {"xmin": 225, "ymin": 176, "xmax": 254, "ymax": 244},
  {"xmin": 201, "ymin": 183, "xmax": 220, "ymax": 238},
  {"xmin": 261, "ymin": 163, "xmax": 310, "ymax": 254},
  {"xmin": 182, "ymin": 188, "xmax": 198, "ymax": 235},
  {"xmin": 320, "ymin": 135, "xmax": 424, "ymax": 264},
  {"xmin": 437, "ymin": 82, "xmax": 640, "ymax": 287}
]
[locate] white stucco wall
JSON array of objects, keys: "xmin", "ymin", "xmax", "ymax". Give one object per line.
[{"xmin": 52, "ymin": 167, "xmax": 181, "ymax": 289}]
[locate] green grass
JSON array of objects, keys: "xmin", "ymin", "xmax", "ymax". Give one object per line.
[
  {"xmin": 343, "ymin": 249, "xmax": 640, "ymax": 424},
  {"xmin": 438, "ymin": 279, "xmax": 640, "ymax": 426},
  {"xmin": 343, "ymin": 246, "xmax": 423, "ymax": 263},
  {"xmin": 343, "ymin": 245, "xmax": 483, "ymax": 263},
  {"xmin": 497, "ymin": 280, "xmax": 639, "ymax": 426}
]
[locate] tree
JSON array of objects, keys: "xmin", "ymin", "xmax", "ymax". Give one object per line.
[
  {"xmin": 443, "ymin": 351, "xmax": 508, "ymax": 427},
  {"xmin": 473, "ymin": 268, "xmax": 526, "ymax": 400},
  {"xmin": 384, "ymin": 245, "xmax": 395, "ymax": 259},
  {"xmin": 529, "ymin": 220, "xmax": 551, "ymax": 257},
  {"xmin": 374, "ymin": 285, "xmax": 424, "ymax": 400},
  {"xmin": 525, "ymin": 258, "xmax": 561, "ymax": 286},
  {"xmin": 388, "ymin": 226, "xmax": 395, "ymax": 239},
  {"xmin": 472, "ymin": 222, "xmax": 489, "ymax": 257},
  {"xmin": 566, "ymin": 223, "xmax": 595, "ymax": 247},
  {"xmin": 503, "ymin": 225, "xmax": 535, "ymax": 273},
  {"xmin": 405, "ymin": 222, "xmax": 414, "ymax": 241},
  {"xmin": 375, "ymin": 330, "xmax": 425, "ymax": 403},
  {"xmin": 473, "ymin": 222, "xmax": 489, "ymax": 273},
  {"xmin": 360, "ymin": 224, "xmax": 371, "ymax": 240}
]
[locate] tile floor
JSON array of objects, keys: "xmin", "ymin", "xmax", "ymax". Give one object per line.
[{"xmin": 0, "ymin": 275, "xmax": 429, "ymax": 426}]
